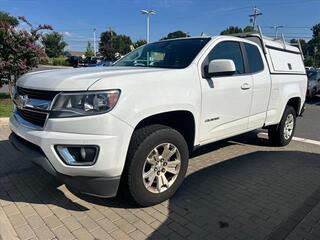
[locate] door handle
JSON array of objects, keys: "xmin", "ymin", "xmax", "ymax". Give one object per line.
[{"xmin": 241, "ymin": 83, "xmax": 251, "ymax": 90}]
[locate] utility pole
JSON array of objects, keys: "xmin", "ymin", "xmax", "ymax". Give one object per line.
[
  {"xmin": 93, "ymin": 28, "xmax": 96, "ymax": 57},
  {"xmin": 271, "ymin": 25, "xmax": 284, "ymax": 39},
  {"xmin": 249, "ymin": 6, "xmax": 262, "ymax": 30},
  {"xmin": 141, "ymin": 10, "xmax": 156, "ymax": 43}
]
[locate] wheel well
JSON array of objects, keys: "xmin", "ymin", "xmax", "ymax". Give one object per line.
[
  {"xmin": 134, "ymin": 111, "xmax": 196, "ymax": 151},
  {"xmin": 286, "ymin": 97, "xmax": 301, "ymax": 115}
]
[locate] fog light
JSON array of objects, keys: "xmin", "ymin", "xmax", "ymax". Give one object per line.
[{"xmin": 55, "ymin": 145, "xmax": 99, "ymax": 166}]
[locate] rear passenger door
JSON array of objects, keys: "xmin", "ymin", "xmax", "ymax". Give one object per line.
[
  {"xmin": 244, "ymin": 42, "xmax": 271, "ymax": 129},
  {"xmin": 200, "ymin": 41, "xmax": 253, "ymax": 143}
]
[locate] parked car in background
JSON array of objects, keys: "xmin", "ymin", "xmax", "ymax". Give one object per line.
[
  {"xmin": 307, "ymin": 69, "xmax": 320, "ymax": 98},
  {"xmin": 76, "ymin": 57, "xmax": 113, "ymax": 68},
  {"xmin": 305, "ymin": 66, "xmax": 315, "ymax": 71},
  {"xmin": 87, "ymin": 60, "xmax": 113, "ymax": 67},
  {"xmin": 9, "ymin": 34, "xmax": 307, "ymax": 206},
  {"xmin": 68, "ymin": 56, "xmax": 82, "ymax": 68}
]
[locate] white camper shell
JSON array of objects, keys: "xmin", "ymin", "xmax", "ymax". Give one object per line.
[
  {"xmin": 239, "ymin": 34, "xmax": 305, "ymax": 74},
  {"xmin": 233, "ymin": 31, "xmax": 307, "ymax": 127}
]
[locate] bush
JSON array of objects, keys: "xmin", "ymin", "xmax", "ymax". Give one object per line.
[
  {"xmin": 50, "ymin": 57, "xmax": 70, "ymax": 66},
  {"xmin": 0, "ymin": 13, "xmax": 52, "ymax": 86}
]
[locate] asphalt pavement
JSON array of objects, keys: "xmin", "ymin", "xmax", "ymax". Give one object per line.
[{"xmin": 296, "ymin": 96, "xmax": 320, "ymax": 141}]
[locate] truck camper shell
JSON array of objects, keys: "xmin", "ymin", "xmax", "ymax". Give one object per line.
[{"xmin": 229, "ymin": 29, "xmax": 306, "ymax": 75}]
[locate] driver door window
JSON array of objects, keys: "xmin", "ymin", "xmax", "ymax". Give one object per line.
[{"xmin": 207, "ymin": 41, "xmax": 245, "ymax": 74}]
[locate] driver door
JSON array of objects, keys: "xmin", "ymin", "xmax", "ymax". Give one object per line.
[{"xmin": 199, "ymin": 41, "xmax": 253, "ymax": 143}]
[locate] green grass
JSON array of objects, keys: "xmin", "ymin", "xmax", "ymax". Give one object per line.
[{"xmin": 0, "ymin": 93, "xmax": 12, "ymax": 117}]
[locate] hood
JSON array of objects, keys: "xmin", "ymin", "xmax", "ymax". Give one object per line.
[{"xmin": 17, "ymin": 66, "xmax": 168, "ymax": 91}]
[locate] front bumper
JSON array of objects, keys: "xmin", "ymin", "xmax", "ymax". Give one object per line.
[
  {"xmin": 9, "ymin": 111, "xmax": 134, "ymax": 197},
  {"xmin": 9, "ymin": 113, "xmax": 133, "ymax": 177},
  {"xmin": 9, "ymin": 133, "xmax": 120, "ymax": 197}
]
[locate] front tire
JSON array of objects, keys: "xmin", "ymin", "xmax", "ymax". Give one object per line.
[
  {"xmin": 123, "ymin": 125, "xmax": 189, "ymax": 206},
  {"xmin": 268, "ymin": 105, "xmax": 296, "ymax": 146}
]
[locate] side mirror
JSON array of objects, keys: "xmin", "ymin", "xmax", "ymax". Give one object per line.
[{"xmin": 206, "ymin": 59, "xmax": 236, "ymax": 78}]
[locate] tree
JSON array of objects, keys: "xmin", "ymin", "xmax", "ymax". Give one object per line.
[
  {"xmin": 311, "ymin": 23, "xmax": 320, "ymax": 38},
  {"xmin": 220, "ymin": 26, "xmax": 243, "ymax": 35},
  {"xmin": 42, "ymin": 31, "xmax": 67, "ymax": 58},
  {"xmin": 116, "ymin": 34, "xmax": 132, "ymax": 55},
  {"xmin": 85, "ymin": 41, "xmax": 94, "ymax": 58},
  {"xmin": 161, "ymin": 31, "xmax": 190, "ymax": 40},
  {"xmin": 243, "ymin": 26, "xmax": 254, "ymax": 33},
  {"xmin": 0, "ymin": 12, "xmax": 52, "ymax": 86},
  {"xmin": 0, "ymin": 11, "xmax": 19, "ymax": 26},
  {"xmin": 134, "ymin": 39, "xmax": 147, "ymax": 48},
  {"xmin": 99, "ymin": 30, "xmax": 133, "ymax": 61}
]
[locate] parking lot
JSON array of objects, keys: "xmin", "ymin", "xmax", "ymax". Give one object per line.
[{"xmin": 0, "ymin": 96, "xmax": 320, "ymax": 240}]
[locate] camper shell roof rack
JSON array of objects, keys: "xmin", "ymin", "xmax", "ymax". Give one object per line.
[{"xmin": 226, "ymin": 26, "xmax": 304, "ymax": 59}]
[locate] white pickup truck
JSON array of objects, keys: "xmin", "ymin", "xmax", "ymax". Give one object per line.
[{"xmin": 9, "ymin": 33, "xmax": 307, "ymax": 206}]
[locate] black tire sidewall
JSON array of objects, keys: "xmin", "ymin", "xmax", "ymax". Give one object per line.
[{"xmin": 128, "ymin": 127, "xmax": 189, "ymax": 206}]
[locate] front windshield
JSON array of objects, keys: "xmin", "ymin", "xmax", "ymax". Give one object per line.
[{"xmin": 114, "ymin": 38, "xmax": 210, "ymax": 69}]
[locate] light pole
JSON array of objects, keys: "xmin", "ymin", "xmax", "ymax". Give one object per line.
[
  {"xmin": 93, "ymin": 28, "xmax": 97, "ymax": 57},
  {"xmin": 271, "ymin": 25, "xmax": 284, "ymax": 39},
  {"xmin": 141, "ymin": 10, "xmax": 156, "ymax": 43}
]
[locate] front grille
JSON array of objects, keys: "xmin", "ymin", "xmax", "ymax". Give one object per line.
[
  {"xmin": 15, "ymin": 87, "xmax": 59, "ymax": 128},
  {"xmin": 17, "ymin": 87, "xmax": 58, "ymax": 100},
  {"xmin": 16, "ymin": 108, "xmax": 48, "ymax": 127}
]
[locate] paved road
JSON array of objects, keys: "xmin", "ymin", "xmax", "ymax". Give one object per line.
[
  {"xmin": 295, "ymin": 95, "xmax": 320, "ymax": 141},
  {"xmin": 1, "ymin": 118, "xmax": 320, "ymax": 239}
]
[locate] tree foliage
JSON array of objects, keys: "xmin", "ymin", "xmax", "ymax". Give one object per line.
[
  {"xmin": 99, "ymin": 30, "xmax": 133, "ymax": 61},
  {"xmin": 134, "ymin": 39, "xmax": 147, "ymax": 48},
  {"xmin": 220, "ymin": 26, "xmax": 243, "ymax": 35},
  {"xmin": 42, "ymin": 31, "xmax": 67, "ymax": 58},
  {"xmin": 85, "ymin": 41, "xmax": 94, "ymax": 58},
  {"xmin": 0, "ymin": 11, "xmax": 19, "ymax": 27},
  {"xmin": 243, "ymin": 26, "xmax": 254, "ymax": 33},
  {"xmin": 0, "ymin": 12, "xmax": 52, "ymax": 86},
  {"xmin": 220, "ymin": 25, "xmax": 254, "ymax": 35},
  {"xmin": 161, "ymin": 31, "xmax": 190, "ymax": 40},
  {"xmin": 290, "ymin": 23, "xmax": 320, "ymax": 67}
]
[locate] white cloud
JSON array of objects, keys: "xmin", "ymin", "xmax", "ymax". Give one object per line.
[{"xmin": 62, "ymin": 31, "xmax": 72, "ymax": 37}]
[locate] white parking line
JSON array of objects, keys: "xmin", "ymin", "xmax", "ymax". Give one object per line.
[{"xmin": 259, "ymin": 132, "xmax": 320, "ymax": 146}]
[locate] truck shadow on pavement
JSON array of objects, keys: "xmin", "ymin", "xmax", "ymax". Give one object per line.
[
  {"xmin": 148, "ymin": 150, "xmax": 320, "ymax": 239},
  {"xmin": 0, "ymin": 139, "xmax": 88, "ymax": 211},
  {"xmin": 72, "ymin": 134, "xmax": 320, "ymax": 239}
]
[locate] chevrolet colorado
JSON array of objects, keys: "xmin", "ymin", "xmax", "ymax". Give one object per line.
[{"xmin": 9, "ymin": 34, "xmax": 307, "ymax": 206}]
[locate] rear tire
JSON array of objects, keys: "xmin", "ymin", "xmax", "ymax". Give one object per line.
[
  {"xmin": 268, "ymin": 105, "xmax": 296, "ymax": 146},
  {"xmin": 122, "ymin": 125, "xmax": 189, "ymax": 206}
]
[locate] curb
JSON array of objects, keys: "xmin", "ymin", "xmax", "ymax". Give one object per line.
[{"xmin": 38, "ymin": 64, "xmax": 72, "ymax": 69}]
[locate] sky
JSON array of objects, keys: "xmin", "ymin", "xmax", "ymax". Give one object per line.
[{"xmin": 1, "ymin": 0, "xmax": 320, "ymax": 51}]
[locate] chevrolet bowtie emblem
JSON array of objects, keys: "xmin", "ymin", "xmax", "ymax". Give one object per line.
[{"xmin": 14, "ymin": 94, "xmax": 29, "ymax": 109}]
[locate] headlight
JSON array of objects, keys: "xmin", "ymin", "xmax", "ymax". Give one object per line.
[{"xmin": 50, "ymin": 90, "xmax": 120, "ymax": 118}]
